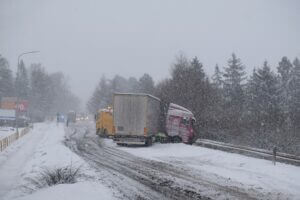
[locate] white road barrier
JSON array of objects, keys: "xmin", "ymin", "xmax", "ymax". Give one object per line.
[{"xmin": 0, "ymin": 127, "xmax": 30, "ymax": 152}]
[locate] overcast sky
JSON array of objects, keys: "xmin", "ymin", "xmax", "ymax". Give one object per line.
[{"xmin": 1, "ymin": 0, "xmax": 300, "ymax": 105}]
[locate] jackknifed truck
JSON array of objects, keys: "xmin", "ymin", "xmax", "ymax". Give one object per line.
[
  {"xmin": 112, "ymin": 93, "xmax": 196, "ymax": 146},
  {"xmin": 113, "ymin": 93, "xmax": 160, "ymax": 146}
]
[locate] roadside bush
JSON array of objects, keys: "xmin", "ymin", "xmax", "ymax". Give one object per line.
[{"xmin": 30, "ymin": 165, "xmax": 82, "ymax": 188}]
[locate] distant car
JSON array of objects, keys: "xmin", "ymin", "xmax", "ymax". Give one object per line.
[
  {"xmin": 58, "ymin": 115, "xmax": 65, "ymax": 123},
  {"xmin": 76, "ymin": 113, "xmax": 88, "ymax": 121}
]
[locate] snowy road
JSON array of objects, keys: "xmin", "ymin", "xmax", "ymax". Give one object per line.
[
  {"xmin": 0, "ymin": 121, "xmax": 299, "ymax": 200},
  {"xmin": 65, "ymin": 121, "xmax": 291, "ymax": 200}
]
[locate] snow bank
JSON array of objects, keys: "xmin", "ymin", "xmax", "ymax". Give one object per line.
[
  {"xmin": 21, "ymin": 123, "xmax": 89, "ymax": 173},
  {"xmin": 111, "ymin": 141, "xmax": 300, "ymax": 199},
  {"xmin": 14, "ymin": 181, "xmax": 113, "ymax": 200},
  {"xmin": 0, "ymin": 123, "xmax": 115, "ymax": 200}
]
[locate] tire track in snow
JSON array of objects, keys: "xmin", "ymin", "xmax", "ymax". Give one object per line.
[{"xmin": 65, "ymin": 122, "xmax": 271, "ymax": 200}]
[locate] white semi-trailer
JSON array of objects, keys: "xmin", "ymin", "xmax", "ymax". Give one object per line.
[{"xmin": 113, "ymin": 93, "xmax": 161, "ymax": 146}]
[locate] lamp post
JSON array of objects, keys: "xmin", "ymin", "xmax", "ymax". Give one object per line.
[{"xmin": 16, "ymin": 51, "xmax": 40, "ymax": 133}]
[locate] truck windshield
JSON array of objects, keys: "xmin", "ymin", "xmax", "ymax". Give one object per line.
[{"xmin": 181, "ymin": 118, "xmax": 190, "ymax": 126}]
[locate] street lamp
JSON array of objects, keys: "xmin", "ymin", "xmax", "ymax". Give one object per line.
[{"xmin": 16, "ymin": 51, "xmax": 40, "ymax": 133}]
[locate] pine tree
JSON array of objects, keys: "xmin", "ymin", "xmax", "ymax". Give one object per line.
[
  {"xmin": 87, "ymin": 76, "xmax": 111, "ymax": 113},
  {"xmin": 190, "ymin": 57, "xmax": 205, "ymax": 80},
  {"xmin": 246, "ymin": 61, "xmax": 281, "ymax": 130},
  {"xmin": 0, "ymin": 55, "xmax": 14, "ymax": 100},
  {"xmin": 223, "ymin": 53, "xmax": 247, "ymax": 129},
  {"xmin": 15, "ymin": 60, "xmax": 30, "ymax": 100},
  {"xmin": 29, "ymin": 64, "xmax": 51, "ymax": 121},
  {"xmin": 48, "ymin": 72, "xmax": 80, "ymax": 115},
  {"xmin": 127, "ymin": 77, "xmax": 139, "ymax": 92},
  {"xmin": 168, "ymin": 54, "xmax": 190, "ymax": 106},
  {"xmin": 277, "ymin": 57, "xmax": 293, "ymax": 128},
  {"xmin": 210, "ymin": 64, "xmax": 225, "ymax": 128},
  {"xmin": 157, "ymin": 55, "xmax": 211, "ymax": 130},
  {"xmin": 188, "ymin": 57, "xmax": 211, "ymax": 128},
  {"xmin": 138, "ymin": 73, "xmax": 155, "ymax": 94},
  {"xmin": 110, "ymin": 75, "xmax": 129, "ymax": 93},
  {"xmin": 289, "ymin": 58, "xmax": 300, "ymax": 129},
  {"xmin": 278, "ymin": 57, "xmax": 293, "ymax": 83},
  {"xmin": 212, "ymin": 64, "xmax": 223, "ymax": 88}
]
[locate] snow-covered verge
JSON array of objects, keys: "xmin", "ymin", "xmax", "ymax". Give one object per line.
[
  {"xmin": 12, "ymin": 182, "xmax": 113, "ymax": 200},
  {"xmin": 0, "ymin": 122, "xmax": 115, "ymax": 200},
  {"xmin": 105, "ymin": 140, "xmax": 300, "ymax": 200}
]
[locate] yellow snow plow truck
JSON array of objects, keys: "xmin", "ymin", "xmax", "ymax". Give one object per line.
[{"xmin": 96, "ymin": 107, "xmax": 114, "ymax": 137}]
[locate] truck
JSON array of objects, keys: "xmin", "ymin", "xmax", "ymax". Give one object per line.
[
  {"xmin": 113, "ymin": 93, "xmax": 160, "ymax": 146},
  {"xmin": 96, "ymin": 107, "xmax": 114, "ymax": 137},
  {"xmin": 165, "ymin": 103, "xmax": 195, "ymax": 144},
  {"xmin": 112, "ymin": 93, "xmax": 196, "ymax": 146}
]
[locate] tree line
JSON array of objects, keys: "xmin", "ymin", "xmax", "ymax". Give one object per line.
[
  {"xmin": 0, "ymin": 54, "xmax": 80, "ymax": 122},
  {"xmin": 88, "ymin": 53, "xmax": 300, "ymax": 154},
  {"xmin": 87, "ymin": 73, "xmax": 155, "ymax": 113}
]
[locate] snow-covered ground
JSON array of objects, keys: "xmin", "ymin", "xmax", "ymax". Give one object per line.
[
  {"xmin": 105, "ymin": 140, "xmax": 300, "ymax": 199},
  {"xmin": 13, "ymin": 182, "xmax": 113, "ymax": 200},
  {"xmin": 1, "ymin": 121, "xmax": 300, "ymax": 200},
  {"xmin": 0, "ymin": 122, "xmax": 115, "ymax": 200}
]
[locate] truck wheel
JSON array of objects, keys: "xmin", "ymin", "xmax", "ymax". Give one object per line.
[
  {"xmin": 188, "ymin": 137, "xmax": 195, "ymax": 145},
  {"xmin": 173, "ymin": 136, "xmax": 181, "ymax": 143},
  {"xmin": 96, "ymin": 129, "xmax": 100, "ymax": 136},
  {"xmin": 166, "ymin": 136, "xmax": 172, "ymax": 143},
  {"xmin": 103, "ymin": 129, "xmax": 108, "ymax": 138},
  {"xmin": 149, "ymin": 137, "xmax": 153, "ymax": 146},
  {"xmin": 145, "ymin": 137, "xmax": 153, "ymax": 146},
  {"xmin": 99, "ymin": 128, "xmax": 105, "ymax": 138}
]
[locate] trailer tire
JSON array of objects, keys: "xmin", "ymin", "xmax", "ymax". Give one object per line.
[
  {"xmin": 103, "ymin": 129, "xmax": 108, "ymax": 137},
  {"xmin": 117, "ymin": 143, "xmax": 128, "ymax": 146},
  {"xmin": 96, "ymin": 129, "xmax": 101, "ymax": 136},
  {"xmin": 187, "ymin": 137, "xmax": 195, "ymax": 145},
  {"xmin": 145, "ymin": 137, "xmax": 152, "ymax": 146},
  {"xmin": 173, "ymin": 136, "xmax": 182, "ymax": 143}
]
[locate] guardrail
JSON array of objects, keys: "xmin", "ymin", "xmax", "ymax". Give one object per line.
[
  {"xmin": 195, "ymin": 139, "xmax": 300, "ymax": 166},
  {"xmin": 0, "ymin": 127, "xmax": 31, "ymax": 152}
]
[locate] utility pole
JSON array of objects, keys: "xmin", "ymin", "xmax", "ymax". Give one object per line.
[{"xmin": 16, "ymin": 51, "xmax": 40, "ymax": 133}]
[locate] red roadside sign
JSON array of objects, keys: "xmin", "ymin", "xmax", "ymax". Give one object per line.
[{"xmin": 16, "ymin": 100, "xmax": 28, "ymax": 112}]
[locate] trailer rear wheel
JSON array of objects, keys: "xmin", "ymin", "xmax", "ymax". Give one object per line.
[
  {"xmin": 103, "ymin": 129, "xmax": 108, "ymax": 137},
  {"xmin": 96, "ymin": 129, "xmax": 101, "ymax": 136},
  {"xmin": 173, "ymin": 136, "xmax": 182, "ymax": 143},
  {"xmin": 145, "ymin": 137, "xmax": 153, "ymax": 146}
]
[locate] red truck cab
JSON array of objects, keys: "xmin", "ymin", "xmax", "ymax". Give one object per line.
[{"xmin": 166, "ymin": 103, "xmax": 196, "ymax": 144}]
